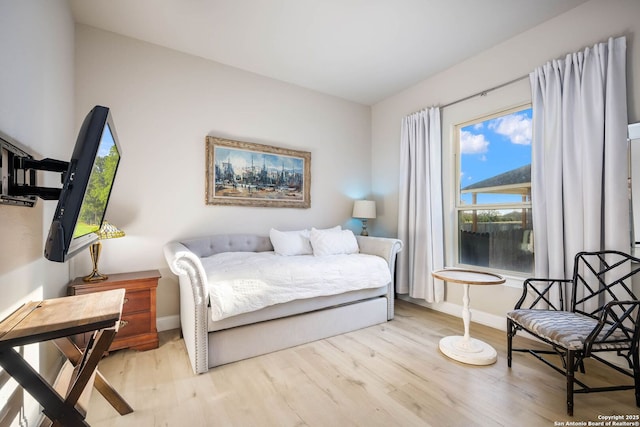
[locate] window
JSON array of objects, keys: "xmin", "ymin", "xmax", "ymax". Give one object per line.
[{"xmin": 455, "ymin": 105, "xmax": 533, "ymax": 274}]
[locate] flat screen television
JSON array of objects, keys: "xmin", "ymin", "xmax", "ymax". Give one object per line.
[{"xmin": 44, "ymin": 105, "xmax": 122, "ymax": 262}]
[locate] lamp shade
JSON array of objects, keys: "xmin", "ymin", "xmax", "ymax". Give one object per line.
[
  {"xmin": 96, "ymin": 221, "xmax": 125, "ymax": 240},
  {"xmin": 352, "ymin": 200, "xmax": 376, "ymax": 219}
]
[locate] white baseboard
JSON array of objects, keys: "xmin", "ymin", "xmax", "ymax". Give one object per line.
[
  {"xmin": 157, "ymin": 315, "xmax": 180, "ymax": 332},
  {"xmin": 397, "ymin": 295, "xmax": 507, "ymax": 332}
]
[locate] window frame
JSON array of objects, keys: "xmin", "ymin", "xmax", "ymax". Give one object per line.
[{"xmin": 452, "ymin": 103, "xmax": 533, "ymax": 277}]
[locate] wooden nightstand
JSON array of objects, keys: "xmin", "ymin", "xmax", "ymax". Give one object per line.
[{"xmin": 68, "ymin": 270, "xmax": 160, "ymax": 352}]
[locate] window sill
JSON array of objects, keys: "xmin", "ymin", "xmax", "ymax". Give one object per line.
[{"xmin": 500, "ymin": 273, "xmax": 527, "ymax": 289}]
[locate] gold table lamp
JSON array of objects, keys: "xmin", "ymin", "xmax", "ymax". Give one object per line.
[{"xmin": 83, "ymin": 221, "xmax": 125, "ymax": 282}]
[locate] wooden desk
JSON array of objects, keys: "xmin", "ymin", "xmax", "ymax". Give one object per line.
[
  {"xmin": 0, "ymin": 289, "xmax": 133, "ymax": 426},
  {"xmin": 432, "ymin": 268, "xmax": 505, "ymax": 365}
]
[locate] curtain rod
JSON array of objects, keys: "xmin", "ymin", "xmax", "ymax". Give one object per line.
[
  {"xmin": 408, "ymin": 74, "xmax": 529, "ymax": 115},
  {"xmin": 441, "ymin": 74, "xmax": 529, "ymax": 109}
]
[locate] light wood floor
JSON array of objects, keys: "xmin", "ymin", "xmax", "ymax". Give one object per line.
[{"xmin": 86, "ymin": 300, "xmax": 639, "ymax": 426}]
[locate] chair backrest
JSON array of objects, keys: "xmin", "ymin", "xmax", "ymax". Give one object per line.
[{"xmin": 571, "ymin": 250, "xmax": 640, "ymax": 334}]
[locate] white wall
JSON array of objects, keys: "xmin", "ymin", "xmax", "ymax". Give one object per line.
[
  {"xmin": 371, "ymin": 0, "xmax": 640, "ymax": 327},
  {"xmin": 0, "ymin": 0, "xmax": 74, "ymax": 424},
  {"xmin": 72, "ymin": 25, "xmax": 372, "ymax": 320},
  {"xmin": 0, "ymin": 0, "xmax": 74, "ymax": 304}
]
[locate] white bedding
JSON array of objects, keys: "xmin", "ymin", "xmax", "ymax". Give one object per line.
[{"xmin": 202, "ymin": 251, "xmax": 391, "ymax": 321}]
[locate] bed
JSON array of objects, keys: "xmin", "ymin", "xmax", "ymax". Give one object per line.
[{"xmin": 163, "ymin": 230, "xmax": 402, "ymax": 374}]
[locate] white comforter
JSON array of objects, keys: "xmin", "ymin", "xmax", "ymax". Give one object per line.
[{"xmin": 202, "ymin": 251, "xmax": 391, "ymax": 321}]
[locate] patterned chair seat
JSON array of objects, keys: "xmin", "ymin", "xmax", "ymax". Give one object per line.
[{"xmin": 507, "ymin": 309, "xmax": 630, "ymax": 351}]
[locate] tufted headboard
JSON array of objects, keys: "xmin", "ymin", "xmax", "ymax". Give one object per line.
[{"xmin": 179, "ymin": 234, "xmax": 274, "ymax": 258}]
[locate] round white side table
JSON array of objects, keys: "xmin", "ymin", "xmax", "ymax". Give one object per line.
[{"xmin": 431, "ymin": 268, "xmax": 505, "ymax": 365}]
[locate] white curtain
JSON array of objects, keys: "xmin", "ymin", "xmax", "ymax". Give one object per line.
[
  {"xmin": 397, "ymin": 107, "xmax": 444, "ymax": 302},
  {"xmin": 530, "ymin": 36, "xmax": 629, "ymax": 291}
]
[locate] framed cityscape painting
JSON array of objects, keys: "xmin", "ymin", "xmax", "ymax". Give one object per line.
[{"xmin": 205, "ymin": 136, "xmax": 311, "ymax": 208}]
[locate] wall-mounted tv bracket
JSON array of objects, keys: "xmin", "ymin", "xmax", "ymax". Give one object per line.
[{"xmin": 0, "ymin": 134, "xmax": 68, "ymax": 207}]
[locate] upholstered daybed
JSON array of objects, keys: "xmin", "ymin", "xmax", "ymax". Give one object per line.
[{"xmin": 163, "ymin": 229, "xmax": 402, "ymax": 374}]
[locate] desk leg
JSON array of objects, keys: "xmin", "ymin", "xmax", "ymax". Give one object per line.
[
  {"xmin": 53, "ymin": 336, "xmax": 133, "ymax": 415},
  {"xmin": 0, "ymin": 346, "xmax": 89, "ymax": 427},
  {"xmin": 438, "ymin": 283, "xmax": 498, "ymax": 365}
]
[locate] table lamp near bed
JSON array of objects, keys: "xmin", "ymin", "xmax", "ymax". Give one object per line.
[
  {"xmin": 83, "ymin": 221, "xmax": 125, "ymax": 282},
  {"xmin": 352, "ymin": 200, "xmax": 376, "ymax": 236}
]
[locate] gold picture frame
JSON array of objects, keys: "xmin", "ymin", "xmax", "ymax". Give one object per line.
[{"xmin": 206, "ymin": 136, "xmax": 311, "ymax": 208}]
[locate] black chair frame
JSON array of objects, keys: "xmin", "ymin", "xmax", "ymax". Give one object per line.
[{"xmin": 507, "ymin": 250, "xmax": 640, "ymax": 416}]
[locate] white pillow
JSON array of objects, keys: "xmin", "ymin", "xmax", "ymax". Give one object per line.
[
  {"xmin": 309, "ymin": 227, "xmax": 359, "ymax": 256},
  {"xmin": 269, "ymin": 228, "xmax": 313, "ymax": 256},
  {"xmin": 316, "ymin": 225, "xmax": 341, "ymax": 232}
]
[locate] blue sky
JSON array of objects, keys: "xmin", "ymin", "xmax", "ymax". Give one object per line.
[
  {"xmin": 459, "ymin": 107, "xmax": 532, "ymax": 204},
  {"xmin": 98, "ymin": 123, "xmax": 116, "ymax": 158}
]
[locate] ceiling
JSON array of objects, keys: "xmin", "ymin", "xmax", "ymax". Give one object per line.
[{"xmin": 70, "ymin": 0, "xmax": 589, "ymax": 105}]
